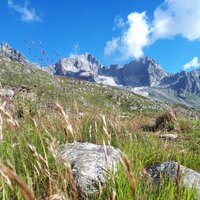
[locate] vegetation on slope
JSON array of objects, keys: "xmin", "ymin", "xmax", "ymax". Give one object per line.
[{"xmin": 0, "ymin": 57, "xmax": 199, "ymax": 199}]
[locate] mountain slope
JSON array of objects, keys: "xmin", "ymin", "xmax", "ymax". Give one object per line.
[
  {"xmin": 2, "ymin": 42, "xmax": 200, "ymax": 108},
  {"xmin": 0, "ymin": 53, "xmax": 165, "ymax": 115}
]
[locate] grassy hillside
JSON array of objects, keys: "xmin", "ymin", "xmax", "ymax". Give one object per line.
[{"xmin": 0, "ymin": 57, "xmax": 199, "ymax": 199}]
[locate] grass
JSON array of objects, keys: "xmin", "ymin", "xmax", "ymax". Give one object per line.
[
  {"xmin": 0, "ymin": 57, "xmax": 199, "ymax": 199},
  {"xmin": 0, "ymin": 98, "xmax": 199, "ymax": 199}
]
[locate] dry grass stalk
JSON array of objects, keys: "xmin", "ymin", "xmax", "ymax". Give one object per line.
[
  {"xmin": 56, "ymin": 103, "xmax": 75, "ymax": 141},
  {"xmin": 89, "ymin": 124, "xmax": 92, "ymax": 141},
  {"xmin": 0, "ymin": 160, "xmax": 35, "ymax": 200},
  {"xmin": 48, "ymin": 137, "xmax": 58, "ymax": 160},
  {"xmin": 175, "ymin": 163, "xmax": 181, "ymax": 200},
  {"xmin": 64, "ymin": 163, "xmax": 78, "ymax": 200},
  {"xmin": 111, "ymin": 190, "xmax": 116, "ymax": 200},
  {"xmin": 28, "ymin": 142, "xmax": 53, "ymax": 196},
  {"xmin": 0, "ymin": 113, "xmax": 3, "ymax": 143},
  {"xmin": 0, "ymin": 101, "xmax": 19, "ymax": 128},
  {"xmin": 102, "ymin": 115, "xmax": 111, "ymax": 142},
  {"xmin": 95, "ymin": 121, "xmax": 98, "ymax": 134},
  {"xmin": 121, "ymin": 153, "xmax": 136, "ymax": 198},
  {"xmin": 98, "ymin": 181, "xmax": 103, "ymax": 199},
  {"xmin": 48, "ymin": 193, "xmax": 66, "ymax": 200},
  {"xmin": 30, "ymin": 117, "xmax": 38, "ymax": 127},
  {"xmin": 102, "ymin": 140, "xmax": 108, "ymax": 162},
  {"xmin": 28, "ymin": 143, "xmax": 51, "ymax": 177},
  {"xmin": 64, "ymin": 128, "xmax": 68, "ymax": 143}
]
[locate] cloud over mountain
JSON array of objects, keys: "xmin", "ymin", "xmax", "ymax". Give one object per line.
[
  {"xmin": 105, "ymin": 0, "xmax": 200, "ymax": 60},
  {"xmin": 183, "ymin": 57, "xmax": 200, "ymax": 70}
]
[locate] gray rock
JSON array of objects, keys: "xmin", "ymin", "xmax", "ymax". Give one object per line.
[
  {"xmin": 58, "ymin": 142, "xmax": 121, "ymax": 195},
  {"xmin": 147, "ymin": 162, "xmax": 200, "ymax": 197},
  {"xmin": 159, "ymin": 134, "xmax": 178, "ymax": 140},
  {"xmin": 0, "ymin": 89, "xmax": 14, "ymax": 97}
]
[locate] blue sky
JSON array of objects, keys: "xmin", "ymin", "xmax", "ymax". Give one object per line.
[{"xmin": 0, "ymin": 0, "xmax": 200, "ymax": 73}]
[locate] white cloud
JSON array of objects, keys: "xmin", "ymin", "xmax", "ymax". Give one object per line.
[
  {"xmin": 69, "ymin": 43, "xmax": 81, "ymax": 57},
  {"xmin": 73, "ymin": 43, "xmax": 80, "ymax": 54},
  {"xmin": 152, "ymin": 0, "xmax": 200, "ymax": 41},
  {"xmin": 114, "ymin": 16, "xmax": 125, "ymax": 29},
  {"xmin": 105, "ymin": 0, "xmax": 200, "ymax": 60},
  {"xmin": 105, "ymin": 12, "xmax": 151, "ymax": 60},
  {"xmin": 8, "ymin": 0, "xmax": 41, "ymax": 22},
  {"xmin": 121, "ymin": 12, "xmax": 151, "ymax": 59},
  {"xmin": 104, "ymin": 37, "xmax": 119, "ymax": 56},
  {"xmin": 183, "ymin": 57, "xmax": 200, "ymax": 70}
]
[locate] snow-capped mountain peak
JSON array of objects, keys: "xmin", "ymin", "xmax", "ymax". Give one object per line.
[{"xmin": 54, "ymin": 53, "xmax": 103, "ymax": 76}]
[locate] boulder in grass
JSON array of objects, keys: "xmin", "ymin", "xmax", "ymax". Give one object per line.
[
  {"xmin": 146, "ymin": 162, "xmax": 200, "ymax": 197},
  {"xmin": 159, "ymin": 134, "xmax": 178, "ymax": 140},
  {"xmin": 0, "ymin": 89, "xmax": 14, "ymax": 97},
  {"xmin": 58, "ymin": 142, "xmax": 121, "ymax": 196}
]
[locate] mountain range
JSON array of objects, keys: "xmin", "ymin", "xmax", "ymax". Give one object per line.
[{"xmin": 1, "ymin": 42, "xmax": 200, "ymax": 107}]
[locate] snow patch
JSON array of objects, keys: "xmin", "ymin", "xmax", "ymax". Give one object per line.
[
  {"xmin": 97, "ymin": 76, "xmax": 118, "ymax": 87},
  {"xmin": 132, "ymin": 87, "xmax": 149, "ymax": 97}
]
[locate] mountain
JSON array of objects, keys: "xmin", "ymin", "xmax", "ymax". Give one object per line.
[
  {"xmin": 49, "ymin": 54, "xmax": 170, "ymax": 87},
  {"xmin": 118, "ymin": 57, "xmax": 170, "ymax": 87},
  {"xmin": 0, "ymin": 44, "xmax": 166, "ymax": 117},
  {"xmin": 1, "ymin": 42, "xmax": 200, "ymax": 107},
  {"xmin": 48, "ymin": 52, "xmax": 200, "ymax": 107},
  {"xmin": 133, "ymin": 70, "xmax": 200, "ymax": 107},
  {"xmin": 48, "ymin": 53, "xmax": 121, "ymax": 86},
  {"xmin": 51, "ymin": 53, "xmax": 102, "ymax": 82},
  {"xmin": 0, "ymin": 42, "xmax": 39, "ymax": 68},
  {"xmin": 161, "ymin": 70, "xmax": 200, "ymax": 96}
]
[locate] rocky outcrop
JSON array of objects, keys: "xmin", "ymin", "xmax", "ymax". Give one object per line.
[
  {"xmin": 147, "ymin": 162, "xmax": 200, "ymax": 197},
  {"xmin": 54, "ymin": 53, "xmax": 102, "ymax": 79},
  {"xmin": 0, "ymin": 42, "xmax": 29, "ymax": 65},
  {"xmin": 120, "ymin": 57, "xmax": 170, "ymax": 87},
  {"xmin": 58, "ymin": 142, "xmax": 121, "ymax": 196},
  {"xmin": 0, "ymin": 42, "xmax": 39, "ymax": 69}
]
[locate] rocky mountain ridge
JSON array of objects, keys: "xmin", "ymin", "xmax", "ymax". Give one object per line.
[
  {"xmin": 0, "ymin": 42, "xmax": 39, "ymax": 68},
  {"xmin": 1, "ymin": 42, "xmax": 200, "ymax": 107},
  {"xmin": 48, "ymin": 51, "xmax": 200, "ymax": 107}
]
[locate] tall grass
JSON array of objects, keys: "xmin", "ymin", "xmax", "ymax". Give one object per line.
[{"xmin": 0, "ymin": 99, "xmax": 199, "ymax": 199}]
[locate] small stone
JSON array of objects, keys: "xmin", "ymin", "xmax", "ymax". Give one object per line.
[
  {"xmin": 159, "ymin": 134, "xmax": 178, "ymax": 140},
  {"xmin": 0, "ymin": 89, "xmax": 14, "ymax": 97}
]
